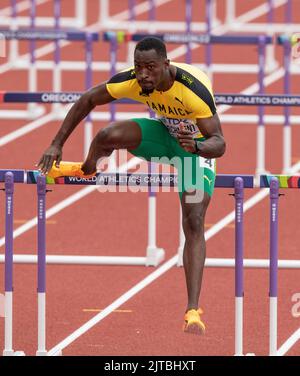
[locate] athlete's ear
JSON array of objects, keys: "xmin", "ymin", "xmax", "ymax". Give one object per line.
[{"xmin": 165, "ymin": 58, "xmax": 170, "ymax": 67}]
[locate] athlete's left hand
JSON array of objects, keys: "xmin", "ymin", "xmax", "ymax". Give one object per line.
[{"xmin": 177, "ymin": 123, "xmax": 196, "ymax": 153}]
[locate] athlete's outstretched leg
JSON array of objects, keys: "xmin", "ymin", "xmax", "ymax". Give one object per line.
[
  {"xmin": 82, "ymin": 120, "xmax": 142, "ymax": 174},
  {"xmin": 46, "ymin": 120, "xmax": 142, "ymax": 178},
  {"xmin": 181, "ymin": 190, "xmax": 210, "ymax": 335}
]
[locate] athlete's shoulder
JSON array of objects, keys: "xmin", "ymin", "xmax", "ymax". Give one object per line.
[
  {"xmin": 172, "ymin": 62, "xmax": 216, "ymax": 114},
  {"xmin": 172, "ymin": 62, "xmax": 212, "ymax": 91},
  {"xmin": 107, "ymin": 67, "xmax": 136, "ymax": 84}
]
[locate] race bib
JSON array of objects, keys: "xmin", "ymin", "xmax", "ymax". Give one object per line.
[
  {"xmin": 199, "ymin": 157, "xmax": 215, "ymax": 173},
  {"xmin": 159, "ymin": 116, "xmax": 202, "ymax": 139}
]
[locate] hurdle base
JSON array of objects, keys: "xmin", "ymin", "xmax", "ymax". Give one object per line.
[
  {"xmin": 0, "ymin": 106, "xmax": 45, "ymax": 120},
  {"xmin": 28, "ymin": 105, "xmax": 46, "ymax": 120},
  {"xmin": 36, "ymin": 350, "xmax": 48, "ymax": 356},
  {"xmin": 3, "ymin": 350, "xmax": 25, "ymax": 356},
  {"xmin": 145, "ymin": 247, "xmax": 165, "ymax": 267},
  {"xmin": 51, "ymin": 349, "xmax": 63, "ymax": 356}
]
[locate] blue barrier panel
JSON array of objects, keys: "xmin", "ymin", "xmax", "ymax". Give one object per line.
[
  {"xmin": 0, "ymin": 29, "xmax": 99, "ymax": 41},
  {"xmin": 1, "ymin": 170, "xmax": 254, "ymax": 188},
  {"xmin": 103, "ymin": 31, "xmax": 273, "ymax": 45},
  {"xmin": 0, "ymin": 170, "xmax": 25, "ymax": 183}
]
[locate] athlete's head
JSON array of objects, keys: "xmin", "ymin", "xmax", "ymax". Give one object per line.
[{"xmin": 134, "ymin": 37, "xmax": 170, "ymax": 94}]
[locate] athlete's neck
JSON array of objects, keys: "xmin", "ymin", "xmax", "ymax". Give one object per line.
[{"xmin": 156, "ymin": 65, "xmax": 176, "ymax": 92}]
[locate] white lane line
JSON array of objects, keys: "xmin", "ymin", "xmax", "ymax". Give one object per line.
[
  {"xmin": 110, "ymin": 0, "xmax": 173, "ymax": 21},
  {"xmin": 232, "ymin": 0, "xmax": 287, "ymax": 26},
  {"xmin": 0, "ymin": 112, "xmax": 56, "ymax": 147},
  {"xmin": 277, "ymin": 328, "xmax": 300, "ymax": 356}
]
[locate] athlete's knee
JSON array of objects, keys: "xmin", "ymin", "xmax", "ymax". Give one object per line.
[
  {"xmin": 182, "ymin": 210, "xmax": 205, "ymax": 237},
  {"xmin": 95, "ymin": 124, "xmax": 123, "ymax": 147}
]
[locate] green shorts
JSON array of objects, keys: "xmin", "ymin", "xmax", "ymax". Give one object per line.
[{"xmin": 129, "ymin": 118, "xmax": 216, "ymax": 199}]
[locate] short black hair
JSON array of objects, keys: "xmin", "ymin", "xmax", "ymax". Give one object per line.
[{"xmin": 135, "ymin": 36, "xmax": 167, "ymax": 58}]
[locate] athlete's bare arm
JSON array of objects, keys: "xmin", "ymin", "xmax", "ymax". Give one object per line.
[
  {"xmin": 177, "ymin": 113, "xmax": 226, "ymax": 158},
  {"xmin": 37, "ymin": 83, "xmax": 115, "ymax": 174}
]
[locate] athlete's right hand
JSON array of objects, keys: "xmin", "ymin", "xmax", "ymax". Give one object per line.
[{"xmin": 37, "ymin": 144, "xmax": 63, "ymax": 175}]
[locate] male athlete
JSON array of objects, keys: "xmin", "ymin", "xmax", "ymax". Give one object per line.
[{"xmin": 38, "ymin": 37, "xmax": 226, "ymax": 335}]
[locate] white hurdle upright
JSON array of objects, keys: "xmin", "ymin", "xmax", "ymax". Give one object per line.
[{"xmin": 0, "ymin": 0, "xmax": 86, "ymax": 29}]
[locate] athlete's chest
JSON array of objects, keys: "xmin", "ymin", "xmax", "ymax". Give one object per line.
[{"xmin": 138, "ymin": 87, "xmax": 193, "ymax": 118}]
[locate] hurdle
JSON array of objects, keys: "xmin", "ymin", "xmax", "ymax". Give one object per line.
[
  {"xmin": 227, "ymin": 0, "xmax": 297, "ymax": 33},
  {"xmin": 0, "ymin": 0, "xmax": 86, "ymax": 29},
  {"xmin": 2, "ymin": 0, "xmax": 286, "ymax": 84},
  {"xmin": 224, "ymin": 0, "xmax": 296, "ymax": 72},
  {"xmin": 100, "ymin": 1, "xmax": 299, "ymax": 76},
  {"xmin": 0, "ymin": 29, "xmax": 99, "ymax": 122},
  {"xmin": 1, "ymin": 170, "xmax": 300, "ymax": 356}
]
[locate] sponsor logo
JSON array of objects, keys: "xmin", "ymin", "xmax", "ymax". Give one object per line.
[
  {"xmin": 41, "ymin": 93, "xmax": 81, "ymax": 103},
  {"xmin": 175, "ymin": 97, "xmax": 184, "ymax": 106},
  {"xmin": 181, "ymin": 73, "xmax": 193, "ymax": 86}
]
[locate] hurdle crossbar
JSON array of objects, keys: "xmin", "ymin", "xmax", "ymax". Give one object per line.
[
  {"xmin": 1, "ymin": 92, "xmax": 300, "ymax": 106},
  {"xmin": 2, "ymin": 170, "xmax": 300, "ymax": 189}
]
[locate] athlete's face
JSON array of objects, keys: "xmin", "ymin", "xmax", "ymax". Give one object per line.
[{"xmin": 134, "ymin": 49, "xmax": 169, "ymax": 94}]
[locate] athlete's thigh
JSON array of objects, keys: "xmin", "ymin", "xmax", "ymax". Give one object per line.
[
  {"xmin": 129, "ymin": 118, "xmax": 173, "ymax": 161},
  {"xmin": 104, "ymin": 120, "xmax": 142, "ymax": 150}
]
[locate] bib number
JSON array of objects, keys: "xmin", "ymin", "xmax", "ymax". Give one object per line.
[{"xmin": 199, "ymin": 157, "xmax": 215, "ymax": 173}]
